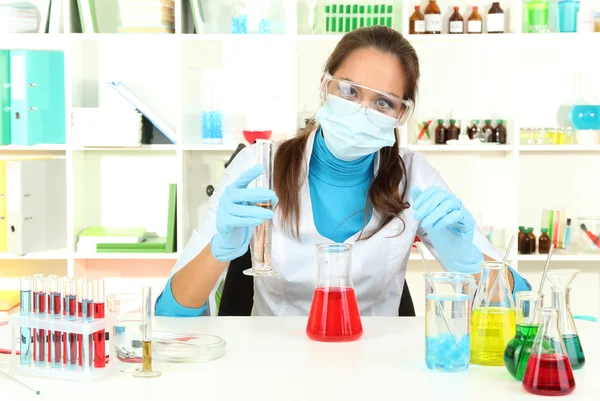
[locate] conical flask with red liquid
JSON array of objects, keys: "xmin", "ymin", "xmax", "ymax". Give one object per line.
[
  {"xmin": 522, "ymin": 307, "xmax": 576, "ymax": 396},
  {"xmin": 306, "ymin": 244, "xmax": 363, "ymax": 342}
]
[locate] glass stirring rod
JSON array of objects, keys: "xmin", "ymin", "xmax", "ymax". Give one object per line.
[{"xmin": 0, "ymin": 370, "xmax": 40, "ymax": 395}]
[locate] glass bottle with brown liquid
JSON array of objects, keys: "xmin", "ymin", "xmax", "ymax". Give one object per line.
[
  {"xmin": 528, "ymin": 227, "xmax": 537, "ymax": 254},
  {"xmin": 495, "ymin": 119, "xmax": 507, "ymax": 144},
  {"xmin": 449, "ymin": 6, "xmax": 464, "ymax": 34},
  {"xmin": 467, "ymin": 120, "xmax": 481, "ymax": 140},
  {"xmin": 467, "ymin": 6, "xmax": 483, "ymax": 34},
  {"xmin": 539, "ymin": 229, "xmax": 551, "ymax": 254},
  {"xmin": 424, "ymin": 0, "xmax": 441, "ymax": 34},
  {"xmin": 487, "ymin": 2, "xmax": 505, "ymax": 33},
  {"xmin": 409, "ymin": 6, "xmax": 426, "ymax": 34},
  {"xmin": 447, "ymin": 119, "xmax": 459, "ymax": 141},
  {"xmin": 435, "ymin": 119, "xmax": 447, "ymax": 144},
  {"xmin": 520, "ymin": 229, "xmax": 532, "ymax": 254},
  {"xmin": 483, "ymin": 119, "xmax": 495, "ymax": 142}
]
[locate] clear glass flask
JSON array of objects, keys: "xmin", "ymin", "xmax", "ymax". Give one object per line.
[
  {"xmin": 522, "ymin": 308, "xmax": 576, "ymax": 396},
  {"xmin": 244, "ymin": 139, "xmax": 278, "ymax": 277},
  {"xmin": 306, "ymin": 244, "xmax": 363, "ymax": 342},
  {"xmin": 547, "ymin": 269, "xmax": 585, "ymax": 370},
  {"xmin": 470, "ymin": 261, "xmax": 516, "ymax": 366},
  {"xmin": 504, "ymin": 291, "xmax": 544, "ymax": 380},
  {"xmin": 424, "ymin": 272, "xmax": 475, "ymax": 372}
]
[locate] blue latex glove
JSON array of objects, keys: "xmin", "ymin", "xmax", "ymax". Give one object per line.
[
  {"xmin": 211, "ymin": 164, "xmax": 278, "ymax": 262},
  {"xmin": 411, "ymin": 186, "xmax": 483, "ymax": 274}
]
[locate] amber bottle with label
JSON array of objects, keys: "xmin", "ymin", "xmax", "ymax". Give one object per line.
[
  {"xmin": 467, "ymin": 120, "xmax": 481, "ymax": 140},
  {"xmin": 495, "ymin": 119, "xmax": 507, "ymax": 144},
  {"xmin": 447, "ymin": 119, "xmax": 459, "ymax": 141},
  {"xmin": 487, "ymin": 2, "xmax": 505, "ymax": 33},
  {"xmin": 467, "ymin": 6, "xmax": 483, "ymax": 34},
  {"xmin": 424, "ymin": 0, "xmax": 441, "ymax": 34},
  {"xmin": 483, "ymin": 119, "xmax": 495, "ymax": 142},
  {"xmin": 435, "ymin": 119, "xmax": 447, "ymax": 144},
  {"xmin": 409, "ymin": 6, "xmax": 426, "ymax": 34},
  {"xmin": 449, "ymin": 7, "xmax": 464, "ymax": 34}
]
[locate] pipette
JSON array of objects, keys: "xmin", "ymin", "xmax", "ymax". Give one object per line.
[
  {"xmin": 416, "ymin": 242, "xmax": 461, "ymax": 351},
  {"xmin": 484, "ymin": 232, "xmax": 517, "ymax": 309},
  {"xmin": 0, "ymin": 370, "xmax": 40, "ymax": 395},
  {"xmin": 133, "ymin": 286, "xmax": 161, "ymax": 378}
]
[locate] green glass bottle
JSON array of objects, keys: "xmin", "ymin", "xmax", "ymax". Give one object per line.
[{"xmin": 504, "ymin": 291, "xmax": 543, "ymax": 380}]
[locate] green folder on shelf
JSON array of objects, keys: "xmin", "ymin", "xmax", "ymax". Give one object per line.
[{"xmin": 96, "ymin": 183, "xmax": 177, "ymax": 253}]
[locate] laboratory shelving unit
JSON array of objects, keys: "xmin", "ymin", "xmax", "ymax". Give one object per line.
[{"xmin": 0, "ymin": 0, "xmax": 599, "ymax": 315}]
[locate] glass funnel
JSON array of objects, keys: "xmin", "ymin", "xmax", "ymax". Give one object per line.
[
  {"xmin": 471, "ymin": 261, "xmax": 516, "ymax": 366},
  {"xmin": 424, "ymin": 272, "xmax": 475, "ymax": 372},
  {"xmin": 306, "ymin": 244, "xmax": 362, "ymax": 342},
  {"xmin": 547, "ymin": 269, "xmax": 585, "ymax": 370},
  {"xmin": 244, "ymin": 140, "xmax": 278, "ymax": 277},
  {"xmin": 522, "ymin": 308, "xmax": 576, "ymax": 396},
  {"xmin": 504, "ymin": 291, "xmax": 544, "ymax": 380}
]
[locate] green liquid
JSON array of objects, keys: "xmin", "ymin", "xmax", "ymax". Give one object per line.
[
  {"xmin": 504, "ymin": 324, "xmax": 538, "ymax": 380},
  {"xmin": 563, "ymin": 334, "xmax": 585, "ymax": 370}
]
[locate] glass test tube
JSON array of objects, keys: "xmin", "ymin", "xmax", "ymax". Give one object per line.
[
  {"xmin": 48, "ymin": 275, "xmax": 62, "ymax": 368},
  {"xmin": 61, "ymin": 276, "xmax": 68, "ymax": 366},
  {"xmin": 244, "ymin": 139, "xmax": 277, "ymax": 277},
  {"xmin": 64, "ymin": 278, "xmax": 78, "ymax": 369},
  {"xmin": 33, "ymin": 274, "xmax": 46, "ymax": 366},
  {"xmin": 82, "ymin": 281, "xmax": 94, "ymax": 369},
  {"xmin": 133, "ymin": 286, "xmax": 160, "ymax": 378},
  {"xmin": 20, "ymin": 276, "xmax": 33, "ymax": 365},
  {"xmin": 93, "ymin": 279, "xmax": 106, "ymax": 368},
  {"xmin": 76, "ymin": 278, "xmax": 86, "ymax": 366}
]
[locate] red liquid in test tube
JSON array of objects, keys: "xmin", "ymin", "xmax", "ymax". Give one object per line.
[{"xmin": 93, "ymin": 280, "xmax": 106, "ymax": 368}]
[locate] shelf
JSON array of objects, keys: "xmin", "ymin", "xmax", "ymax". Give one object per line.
[
  {"xmin": 0, "ymin": 249, "xmax": 69, "ymax": 260},
  {"xmin": 0, "ymin": 144, "xmax": 67, "ymax": 151},
  {"xmin": 73, "ymin": 252, "xmax": 181, "ymax": 260},
  {"xmin": 518, "ymin": 253, "xmax": 600, "ymax": 262},
  {"xmin": 519, "ymin": 145, "xmax": 600, "ymax": 152},
  {"xmin": 182, "ymin": 144, "xmax": 242, "ymax": 152},
  {"xmin": 406, "ymin": 144, "xmax": 515, "ymax": 152},
  {"xmin": 71, "ymin": 145, "xmax": 177, "ymax": 151}
]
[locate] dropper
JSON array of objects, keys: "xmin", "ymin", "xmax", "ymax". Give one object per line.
[
  {"xmin": 416, "ymin": 242, "xmax": 461, "ymax": 351},
  {"xmin": 484, "ymin": 232, "xmax": 517, "ymax": 309}
]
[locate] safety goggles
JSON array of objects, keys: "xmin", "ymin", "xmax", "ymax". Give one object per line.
[{"xmin": 320, "ymin": 71, "xmax": 414, "ymax": 128}]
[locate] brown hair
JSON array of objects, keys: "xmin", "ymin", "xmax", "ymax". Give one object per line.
[{"xmin": 274, "ymin": 26, "xmax": 420, "ymax": 240}]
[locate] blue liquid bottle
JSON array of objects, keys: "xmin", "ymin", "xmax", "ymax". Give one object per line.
[{"xmin": 558, "ymin": 0, "xmax": 580, "ymax": 32}]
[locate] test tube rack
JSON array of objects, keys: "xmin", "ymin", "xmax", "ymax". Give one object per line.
[{"xmin": 9, "ymin": 313, "xmax": 116, "ymax": 381}]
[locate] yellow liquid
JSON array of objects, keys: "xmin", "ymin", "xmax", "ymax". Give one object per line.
[{"xmin": 470, "ymin": 307, "xmax": 516, "ymax": 366}]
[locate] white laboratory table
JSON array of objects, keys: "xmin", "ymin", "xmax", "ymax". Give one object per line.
[{"xmin": 1, "ymin": 317, "xmax": 599, "ymax": 401}]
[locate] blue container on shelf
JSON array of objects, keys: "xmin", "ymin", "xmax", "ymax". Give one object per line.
[
  {"xmin": 558, "ymin": 0, "xmax": 580, "ymax": 32},
  {"xmin": 201, "ymin": 111, "xmax": 223, "ymax": 144}
]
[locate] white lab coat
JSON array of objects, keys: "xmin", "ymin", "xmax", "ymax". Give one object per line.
[{"xmin": 168, "ymin": 129, "xmax": 502, "ymax": 316}]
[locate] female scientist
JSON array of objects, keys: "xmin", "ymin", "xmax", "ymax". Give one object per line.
[{"xmin": 156, "ymin": 26, "xmax": 530, "ymax": 317}]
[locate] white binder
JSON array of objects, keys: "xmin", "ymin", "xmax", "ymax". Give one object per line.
[{"xmin": 6, "ymin": 158, "xmax": 66, "ymax": 255}]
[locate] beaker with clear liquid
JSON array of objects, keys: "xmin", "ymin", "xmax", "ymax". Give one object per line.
[
  {"xmin": 244, "ymin": 139, "xmax": 278, "ymax": 277},
  {"xmin": 424, "ymin": 272, "xmax": 475, "ymax": 372},
  {"xmin": 522, "ymin": 307, "xmax": 576, "ymax": 396},
  {"xmin": 547, "ymin": 269, "xmax": 586, "ymax": 370},
  {"xmin": 107, "ymin": 293, "xmax": 143, "ymax": 372},
  {"xmin": 504, "ymin": 291, "xmax": 544, "ymax": 380},
  {"xmin": 306, "ymin": 244, "xmax": 363, "ymax": 342},
  {"xmin": 470, "ymin": 261, "xmax": 516, "ymax": 366}
]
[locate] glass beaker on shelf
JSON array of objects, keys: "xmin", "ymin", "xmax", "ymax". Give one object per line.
[
  {"xmin": 424, "ymin": 272, "xmax": 475, "ymax": 372},
  {"xmin": 526, "ymin": 0, "xmax": 550, "ymax": 33},
  {"xmin": 470, "ymin": 261, "xmax": 516, "ymax": 366},
  {"xmin": 558, "ymin": 0, "xmax": 580, "ymax": 32},
  {"xmin": 504, "ymin": 291, "xmax": 544, "ymax": 381},
  {"xmin": 231, "ymin": 0, "xmax": 249, "ymax": 34},
  {"xmin": 547, "ymin": 269, "xmax": 585, "ymax": 370},
  {"xmin": 306, "ymin": 244, "xmax": 363, "ymax": 342},
  {"xmin": 200, "ymin": 68, "xmax": 224, "ymax": 145},
  {"xmin": 522, "ymin": 307, "xmax": 576, "ymax": 396}
]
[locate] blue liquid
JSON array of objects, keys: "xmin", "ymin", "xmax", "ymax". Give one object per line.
[
  {"xmin": 201, "ymin": 110, "xmax": 223, "ymax": 144},
  {"xmin": 231, "ymin": 14, "xmax": 248, "ymax": 34},
  {"xmin": 558, "ymin": 0, "xmax": 580, "ymax": 32},
  {"xmin": 570, "ymin": 105, "xmax": 600, "ymax": 130},
  {"xmin": 20, "ymin": 290, "xmax": 32, "ymax": 365},
  {"xmin": 426, "ymin": 334, "xmax": 470, "ymax": 372},
  {"xmin": 258, "ymin": 18, "xmax": 271, "ymax": 34}
]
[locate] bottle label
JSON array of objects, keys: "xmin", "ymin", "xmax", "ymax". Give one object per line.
[
  {"xmin": 468, "ymin": 20, "xmax": 482, "ymax": 33},
  {"xmin": 425, "ymin": 14, "xmax": 441, "ymax": 32},
  {"xmin": 487, "ymin": 14, "xmax": 504, "ymax": 32},
  {"xmin": 450, "ymin": 21, "xmax": 463, "ymax": 33},
  {"xmin": 414, "ymin": 20, "xmax": 425, "ymax": 33}
]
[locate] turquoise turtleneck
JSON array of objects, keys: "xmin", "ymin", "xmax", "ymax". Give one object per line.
[{"xmin": 308, "ymin": 130, "xmax": 375, "ymax": 243}]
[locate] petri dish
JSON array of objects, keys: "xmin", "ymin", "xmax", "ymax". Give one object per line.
[{"xmin": 153, "ymin": 333, "xmax": 226, "ymax": 363}]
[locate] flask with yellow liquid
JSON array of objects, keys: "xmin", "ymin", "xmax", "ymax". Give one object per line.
[{"xmin": 471, "ymin": 261, "xmax": 516, "ymax": 366}]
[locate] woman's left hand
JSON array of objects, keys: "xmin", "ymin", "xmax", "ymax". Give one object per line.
[{"xmin": 411, "ymin": 186, "xmax": 483, "ymax": 274}]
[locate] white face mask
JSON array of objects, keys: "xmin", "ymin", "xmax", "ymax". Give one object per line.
[{"xmin": 315, "ymin": 95, "xmax": 397, "ymax": 161}]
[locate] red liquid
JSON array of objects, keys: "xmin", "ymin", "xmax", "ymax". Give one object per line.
[
  {"xmin": 523, "ymin": 354, "xmax": 576, "ymax": 396},
  {"xmin": 93, "ymin": 303, "xmax": 105, "ymax": 368},
  {"xmin": 306, "ymin": 287, "xmax": 363, "ymax": 342},
  {"xmin": 34, "ymin": 292, "xmax": 46, "ymax": 362}
]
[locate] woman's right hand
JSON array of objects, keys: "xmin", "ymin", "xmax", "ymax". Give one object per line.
[{"xmin": 210, "ymin": 164, "xmax": 278, "ymax": 262}]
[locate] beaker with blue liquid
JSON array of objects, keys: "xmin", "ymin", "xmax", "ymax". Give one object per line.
[
  {"xmin": 558, "ymin": 0, "xmax": 580, "ymax": 32},
  {"xmin": 424, "ymin": 272, "xmax": 475, "ymax": 372}
]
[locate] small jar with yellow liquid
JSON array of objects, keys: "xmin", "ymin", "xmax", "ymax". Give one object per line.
[{"xmin": 471, "ymin": 261, "xmax": 516, "ymax": 366}]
